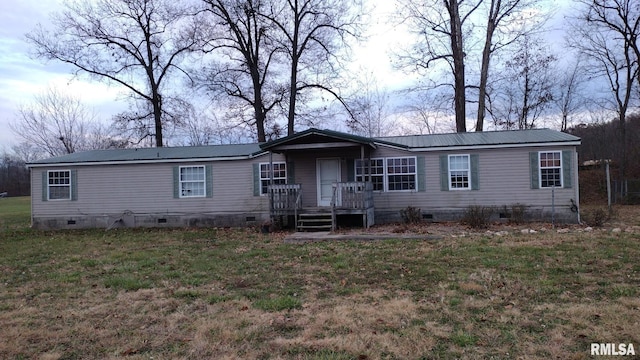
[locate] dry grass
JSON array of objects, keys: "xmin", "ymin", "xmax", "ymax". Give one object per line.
[{"xmin": 1, "ymin": 203, "xmax": 640, "ymax": 359}]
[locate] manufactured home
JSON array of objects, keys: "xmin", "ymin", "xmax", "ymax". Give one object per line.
[{"xmin": 28, "ymin": 128, "xmax": 581, "ymax": 230}]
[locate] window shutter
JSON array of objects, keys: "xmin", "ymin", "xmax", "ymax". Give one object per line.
[
  {"xmin": 562, "ymin": 150, "xmax": 572, "ymax": 188},
  {"xmin": 173, "ymin": 166, "xmax": 180, "ymax": 198},
  {"xmin": 287, "ymin": 162, "xmax": 295, "ymax": 184},
  {"xmin": 346, "ymin": 159, "xmax": 355, "ymax": 182},
  {"xmin": 253, "ymin": 163, "xmax": 260, "ymax": 196},
  {"xmin": 529, "ymin": 152, "xmax": 539, "ymax": 189},
  {"xmin": 42, "ymin": 171, "xmax": 48, "ymax": 202},
  {"xmin": 71, "ymin": 170, "xmax": 78, "ymax": 201},
  {"xmin": 439, "ymin": 155, "xmax": 449, "ymax": 191},
  {"xmin": 205, "ymin": 165, "xmax": 213, "ymax": 198},
  {"xmin": 470, "ymin": 154, "xmax": 479, "ymax": 190},
  {"xmin": 417, "ymin": 156, "xmax": 426, "ymax": 192}
]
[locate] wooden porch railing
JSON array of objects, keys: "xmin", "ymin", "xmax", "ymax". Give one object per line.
[
  {"xmin": 268, "ymin": 184, "xmax": 302, "ymax": 215},
  {"xmin": 331, "ymin": 182, "xmax": 374, "ymax": 210}
]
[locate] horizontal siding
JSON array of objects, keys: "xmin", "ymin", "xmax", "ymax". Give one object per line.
[
  {"xmin": 32, "ymin": 144, "xmax": 579, "ymax": 220},
  {"xmin": 371, "ymin": 145, "xmax": 578, "ymax": 211},
  {"xmin": 32, "ymin": 153, "xmax": 285, "ymax": 217}
]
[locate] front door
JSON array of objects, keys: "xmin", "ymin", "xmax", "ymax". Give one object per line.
[{"xmin": 317, "ymin": 158, "xmax": 341, "ymax": 207}]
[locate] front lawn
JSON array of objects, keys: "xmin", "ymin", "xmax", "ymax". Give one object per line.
[{"xmin": 1, "ymin": 207, "xmax": 639, "ymax": 359}]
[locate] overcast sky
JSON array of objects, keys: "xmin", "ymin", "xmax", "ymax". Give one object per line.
[{"xmin": 0, "ymin": 0, "xmax": 573, "ymax": 151}]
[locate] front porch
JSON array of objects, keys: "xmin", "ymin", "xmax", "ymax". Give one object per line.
[{"xmin": 268, "ymin": 182, "xmax": 374, "ymax": 231}]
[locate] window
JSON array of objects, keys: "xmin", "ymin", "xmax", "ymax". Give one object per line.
[
  {"xmin": 387, "ymin": 157, "xmax": 416, "ymax": 191},
  {"xmin": 355, "ymin": 158, "xmax": 384, "ymax": 191},
  {"xmin": 539, "ymin": 151, "xmax": 562, "ymax": 188},
  {"xmin": 353, "ymin": 157, "xmax": 418, "ymax": 191},
  {"xmin": 260, "ymin": 162, "xmax": 287, "ymax": 195},
  {"xmin": 179, "ymin": 166, "xmax": 206, "ymax": 198},
  {"xmin": 48, "ymin": 170, "xmax": 71, "ymax": 200},
  {"xmin": 448, "ymin": 155, "xmax": 470, "ymax": 190}
]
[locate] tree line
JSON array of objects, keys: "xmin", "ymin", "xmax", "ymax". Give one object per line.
[{"xmin": 6, "ymin": 1, "xmax": 640, "ymax": 177}]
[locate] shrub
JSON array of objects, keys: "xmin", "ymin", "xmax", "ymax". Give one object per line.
[
  {"xmin": 461, "ymin": 205, "xmax": 493, "ymax": 229},
  {"xmin": 400, "ymin": 206, "xmax": 422, "ymax": 224},
  {"xmin": 510, "ymin": 203, "xmax": 526, "ymax": 225},
  {"xmin": 581, "ymin": 207, "xmax": 610, "ymax": 227}
]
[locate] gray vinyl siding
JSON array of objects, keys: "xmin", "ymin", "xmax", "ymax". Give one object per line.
[
  {"xmin": 31, "ymin": 153, "xmax": 284, "ymax": 219},
  {"xmin": 367, "ymin": 145, "xmax": 578, "ymax": 212}
]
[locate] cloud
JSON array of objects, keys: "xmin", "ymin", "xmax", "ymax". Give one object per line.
[{"xmin": 0, "ymin": 0, "xmax": 127, "ymax": 149}]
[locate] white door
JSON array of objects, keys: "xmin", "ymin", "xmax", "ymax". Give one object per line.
[{"xmin": 317, "ymin": 158, "xmax": 341, "ymax": 207}]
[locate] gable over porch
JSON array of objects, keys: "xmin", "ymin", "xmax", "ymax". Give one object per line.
[{"xmin": 260, "ymin": 128, "xmax": 383, "ymax": 230}]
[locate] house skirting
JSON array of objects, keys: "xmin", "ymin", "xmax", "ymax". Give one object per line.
[
  {"xmin": 32, "ymin": 205, "xmax": 578, "ymax": 230},
  {"xmin": 31, "ymin": 212, "xmax": 271, "ymax": 230},
  {"xmin": 374, "ymin": 206, "xmax": 579, "ymax": 224}
]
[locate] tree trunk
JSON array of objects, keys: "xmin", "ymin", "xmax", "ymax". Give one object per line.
[
  {"xmin": 448, "ymin": 0, "xmax": 466, "ymax": 133},
  {"xmin": 476, "ymin": 1, "xmax": 497, "ymax": 132},
  {"xmin": 287, "ymin": 61, "xmax": 298, "ymax": 136},
  {"xmin": 287, "ymin": 0, "xmax": 300, "ymax": 136},
  {"xmin": 251, "ymin": 65, "xmax": 267, "ymax": 142},
  {"xmin": 152, "ymin": 91, "xmax": 163, "ymax": 147}
]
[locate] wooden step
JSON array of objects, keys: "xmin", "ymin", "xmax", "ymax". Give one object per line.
[{"xmin": 297, "ymin": 213, "xmax": 333, "ymax": 232}]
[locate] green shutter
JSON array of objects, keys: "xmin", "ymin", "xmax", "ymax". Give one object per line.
[
  {"xmin": 439, "ymin": 155, "xmax": 449, "ymax": 191},
  {"xmin": 70, "ymin": 169, "xmax": 78, "ymax": 201},
  {"xmin": 470, "ymin": 154, "xmax": 479, "ymax": 190},
  {"xmin": 42, "ymin": 171, "xmax": 48, "ymax": 202},
  {"xmin": 287, "ymin": 161, "xmax": 295, "ymax": 184},
  {"xmin": 205, "ymin": 165, "xmax": 213, "ymax": 198},
  {"xmin": 529, "ymin": 152, "xmax": 539, "ymax": 189},
  {"xmin": 562, "ymin": 150, "xmax": 572, "ymax": 188},
  {"xmin": 417, "ymin": 156, "xmax": 426, "ymax": 192},
  {"xmin": 347, "ymin": 159, "xmax": 355, "ymax": 182},
  {"xmin": 173, "ymin": 166, "xmax": 180, "ymax": 198},
  {"xmin": 253, "ymin": 163, "xmax": 260, "ymax": 196}
]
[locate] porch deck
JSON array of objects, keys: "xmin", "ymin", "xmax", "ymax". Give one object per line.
[{"xmin": 268, "ymin": 182, "xmax": 374, "ymax": 230}]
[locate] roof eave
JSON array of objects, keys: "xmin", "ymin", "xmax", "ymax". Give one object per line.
[
  {"xmin": 27, "ymin": 154, "xmax": 265, "ymax": 168},
  {"xmin": 407, "ymin": 140, "xmax": 581, "ymax": 152}
]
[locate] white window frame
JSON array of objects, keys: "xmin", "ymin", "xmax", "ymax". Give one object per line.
[
  {"xmin": 179, "ymin": 165, "xmax": 206, "ymax": 198},
  {"xmin": 259, "ymin": 162, "xmax": 287, "ymax": 196},
  {"xmin": 539, "ymin": 151, "xmax": 562, "ymax": 188},
  {"xmin": 448, "ymin": 154, "xmax": 470, "ymax": 190},
  {"xmin": 386, "ymin": 156, "xmax": 417, "ymax": 192},
  {"xmin": 47, "ymin": 170, "xmax": 72, "ymax": 201},
  {"xmin": 355, "ymin": 158, "xmax": 385, "ymax": 192}
]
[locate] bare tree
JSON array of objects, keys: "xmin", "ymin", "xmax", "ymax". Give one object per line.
[
  {"xmin": 553, "ymin": 57, "xmax": 588, "ymax": 131},
  {"xmin": 396, "ymin": 0, "xmax": 483, "ymax": 133},
  {"xmin": 569, "ymin": 0, "xmax": 640, "ymax": 180},
  {"xmin": 264, "ymin": 0, "xmax": 363, "ymax": 135},
  {"xmin": 579, "ymin": 0, "xmax": 640, "ymax": 87},
  {"xmin": 200, "ymin": 0, "xmax": 286, "ymax": 142},
  {"xmin": 10, "ymin": 87, "xmax": 114, "ymax": 157},
  {"xmin": 490, "ymin": 33, "xmax": 556, "ymax": 130},
  {"xmin": 27, "ymin": 0, "xmax": 201, "ymax": 147},
  {"xmin": 475, "ymin": 0, "xmax": 545, "ymax": 131},
  {"xmin": 397, "ymin": 89, "xmax": 453, "ymax": 134},
  {"xmin": 344, "ymin": 70, "xmax": 392, "ymax": 137}
]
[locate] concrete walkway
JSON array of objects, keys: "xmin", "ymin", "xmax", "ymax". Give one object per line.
[{"xmin": 284, "ymin": 231, "xmax": 443, "ymax": 244}]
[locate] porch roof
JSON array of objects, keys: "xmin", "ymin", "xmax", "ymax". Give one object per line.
[{"xmin": 260, "ymin": 128, "xmax": 383, "ymax": 152}]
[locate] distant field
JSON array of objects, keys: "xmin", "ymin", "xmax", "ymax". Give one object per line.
[
  {"xmin": 1, "ymin": 204, "xmax": 639, "ymax": 359},
  {"xmin": 0, "ymin": 196, "xmax": 30, "ymax": 228}
]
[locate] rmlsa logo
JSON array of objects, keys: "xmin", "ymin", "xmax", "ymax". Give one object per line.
[{"xmin": 591, "ymin": 343, "xmax": 636, "ymax": 356}]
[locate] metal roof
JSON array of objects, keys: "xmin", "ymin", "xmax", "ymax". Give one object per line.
[
  {"xmin": 377, "ymin": 128, "xmax": 580, "ymax": 148},
  {"xmin": 29, "ymin": 128, "xmax": 579, "ymax": 166},
  {"xmin": 28, "ymin": 143, "xmax": 265, "ymax": 166},
  {"xmin": 260, "ymin": 128, "xmax": 379, "ymax": 151}
]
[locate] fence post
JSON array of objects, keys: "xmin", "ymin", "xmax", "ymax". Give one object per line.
[
  {"xmin": 606, "ymin": 161, "xmax": 611, "ymax": 209},
  {"xmin": 551, "ymin": 185, "xmax": 555, "ymax": 228}
]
